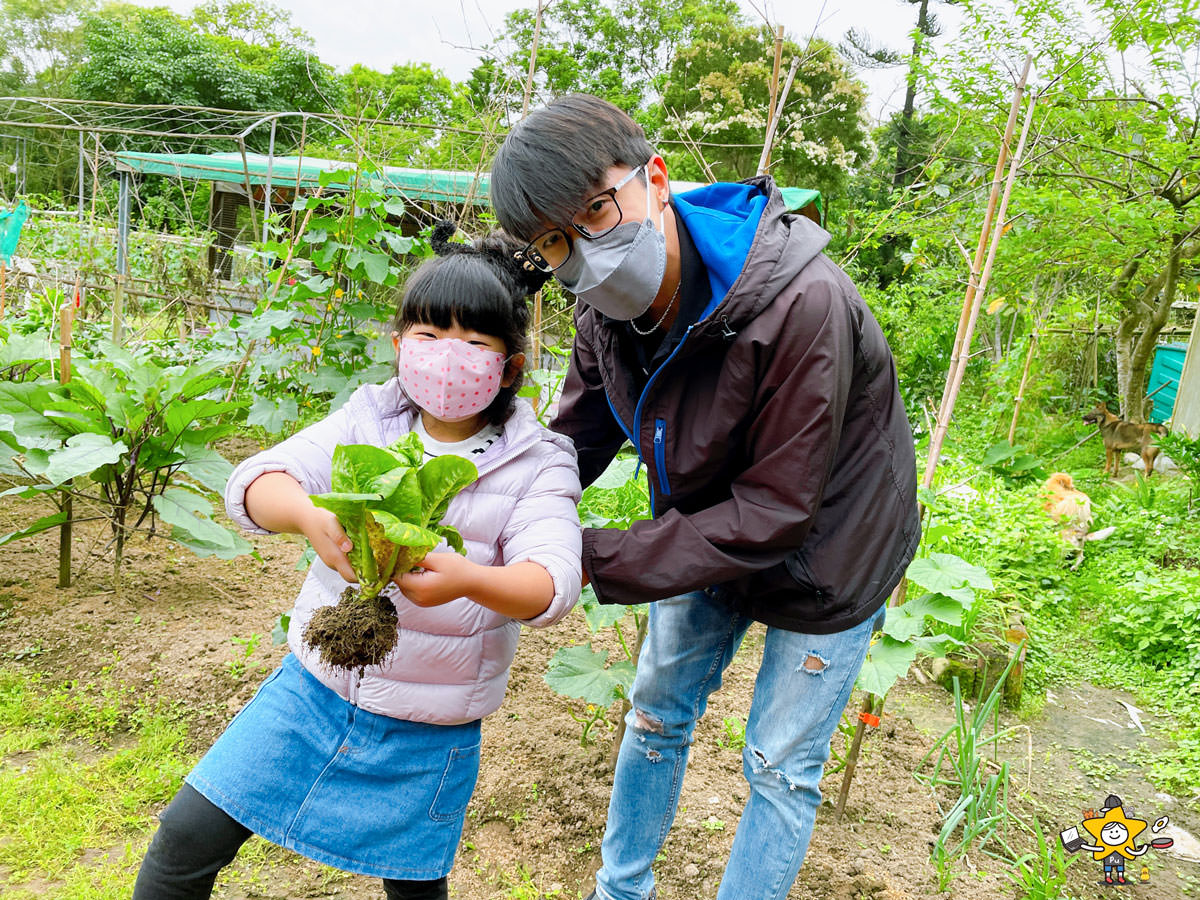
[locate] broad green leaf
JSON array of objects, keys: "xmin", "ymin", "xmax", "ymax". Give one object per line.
[
  {"xmin": 247, "ymin": 395, "xmax": 299, "ymax": 433},
  {"xmin": 164, "ymin": 398, "xmax": 243, "ymax": 438},
  {"xmin": 855, "ymin": 635, "xmax": 919, "ymax": 697},
  {"xmin": 177, "ymin": 446, "xmax": 235, "ymax": 495},
  {"xmin": 0, "ymin": 510, "xmax": 69, "ymax": 548},
  {"xmin": 382, "ymin": 198, "xmax": 406, "ymax": 217},
  {"xmin": 0, "ymin": 332, "xmax": 50, "ymax": 368},
  {"xmin": 0, "ymin": 382, "xmax": 67, "ymax": 440},
  {"xmin": 379, "ymin": 232, "xmax": 414, "ymax": 255},
  {"xmin": 418, "ymin": 455, "xmax": 478, "ymax": 525},
  {"xmin": 371, "ymin": 511, "xmax": 441, "ymax": 552},
  {"xmin": 544, "ymin": 645, "xmax": 630, "ymax": 706},
  {"xmin": 331, "ymin": 444, "xmax": 407, "ymax": 494},
  {"xmin": 309, "ymin": 492, "xmax": 376, "ymax": 523},
  {"xmin": 882, "ymin": 604, "xmax": 927, "ymax": 642},
  {"xmin": 434, "ymin": 525, "xmax": 465, "ymax": 555},
  {"xmin": 31, "ymin": 433, "xmax": 128, "ymax": 485},
  {"xmin": 592, "ymin": 455, "xmax": 640, "ymax": 490},
  {"xmin": 883, "ymin": 593, "xmax": 969, "ymax": 643},
  {"xmin": 906, "ymin": 552, "xmax": 993, "ymax": 597},
  {"xmin": 151, "ymin": 489, "xmax": 251, "ymax": 559},
  {"xmin": 387, "ymin": 432, "xmax": 424, "ymax": 468},
  {"xmin": 272, "ymin": 612, "xmax": 292, "ymax": 646},
  {"xmin": 579, "ymin": 584, "xmax": 627, "ymax": 633},
  {"xmin": 375, "ymin": 467, "xmax": 423, "ymax": 523},
  {"xmin": 982, "ymin": 441, "xmax": 1019, "ymax": 467}
]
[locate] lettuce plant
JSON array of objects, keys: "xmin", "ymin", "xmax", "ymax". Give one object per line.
[{"xmin": 303, "ymin": 433, "xmax": 477, "ymax": 671}]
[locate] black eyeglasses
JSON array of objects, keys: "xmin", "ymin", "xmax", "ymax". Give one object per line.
[{"xmin": 518, "ymin": 165, "xmax": 646, "ymax": 273}]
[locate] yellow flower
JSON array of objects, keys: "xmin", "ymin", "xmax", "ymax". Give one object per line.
[
  {"xmin": 326, "ymin": 303, "xmax": 333, "ymax": 312},
  {"xmin": 333, "ymin": 288, "xmax": 344, "ymax": 299},
  {"xmin": 356, "ymin": 290, "xmax": 364, "ymax": 298},
  {"xmin": 310, "ymin": 345, "xmax": 321, "ymax": 356}
]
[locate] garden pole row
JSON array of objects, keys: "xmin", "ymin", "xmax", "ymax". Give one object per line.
[
  {"xmin": 113, "ymin": 169, "xmax": 131, "ymax": 343},
  {"xmin": 261, "ymin": 118, "xmax": 278, "ymax": 244},
  {"xmin": 933, "ymin": 87, "xmax": 1038, "ymax": 461},
  {"xmin": 520, "ymin": 2, "xmax": 545, "ymax": 368},
  {"xmin": 58, "ymin": 303, "xmax": 73, "ymax": 589},
  {"xmin": 923, "ymin": 54, "xmax": 1033, "ymax": 488},
  {"xmin": 756, "ymin": 55, "xmax": 800, "ymax": 177},
  {"xmin": 834, "ymin": 57, "xmax": 1034, "ymax": 822},
  {"xmin": 763, "ymin": 25, "xmax": 785, "ymax": 174}
]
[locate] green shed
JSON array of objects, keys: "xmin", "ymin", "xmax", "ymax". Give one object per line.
[{"xmin": 1148, "ymin": 342, "xmax": 1187, "ymax": 424}]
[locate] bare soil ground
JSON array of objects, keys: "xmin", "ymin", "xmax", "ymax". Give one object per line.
[{"xmin": 1, "ymin": 483, "xmax": 1197, "ymax": 899}]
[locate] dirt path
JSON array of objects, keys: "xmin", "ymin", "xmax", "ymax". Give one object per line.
[
  {"xmin": 2, "ymin": 493, "xmax": 1197, "ymax": 898},
  {"xmin": 892, "ymin": 680, "xmax": 1200, "ymax": 898}
]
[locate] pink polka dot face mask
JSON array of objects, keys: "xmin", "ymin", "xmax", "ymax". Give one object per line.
[{"xmin": 397, "ymin": 337, "xmax": 507, "ymax": 422}]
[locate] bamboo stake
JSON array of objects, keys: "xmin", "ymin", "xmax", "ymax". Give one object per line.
[
  {"xmin": 929, "ymin": 88, "xmax": 1038, "ymax": 472},
  {"xmin": 834, "ymin": 59, "xmax": 1035, "ymax": 822},
  {"xmin": 58, "ymin": 303, "xmax": 73, "ymax": 588},
  {"xmin": 520, "ymin": 0, "xmax": 544, "ymax": 120},
  {"xmin": 757, "ymin": 56, "xmax": 800, "ymax": 177},
  {"xmin": 0, "ymin": 259, "xmax": 6, "ymax": 319},
  {"xmin": 924, "ymin": 55, "xmax": 1033, "ymax": 488},
  {"xmin": 764, "ymin": 25, "xmax": 785, "ymax": 174}
]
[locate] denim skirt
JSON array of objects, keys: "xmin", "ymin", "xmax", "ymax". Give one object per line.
[{"xmin": 187, "ymin": 654, "xmax": 481, "ymax": 880}]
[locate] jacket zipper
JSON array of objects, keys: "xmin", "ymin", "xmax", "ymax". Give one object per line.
[
  {"xmin": 653, "ymin": 419, "xmax": 671, "ymax": 495},
  {"xmin": 603, "ymin": 325, "xmax": 699, "ymax": 515}
]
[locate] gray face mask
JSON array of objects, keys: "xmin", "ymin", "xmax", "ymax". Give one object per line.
[{"xmin": 555, "ymin": 167, "xmax": 667, "ymax": 321}]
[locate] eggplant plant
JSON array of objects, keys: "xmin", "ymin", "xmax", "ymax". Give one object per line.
[{"xmin": 0, "ymin": 339, "xmax": 249, "ymax": 582}]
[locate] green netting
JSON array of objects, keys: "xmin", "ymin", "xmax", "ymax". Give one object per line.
[
  {"xmin": 0, "ymin": 199, "xmax": 28, "ymax": 264},
  {"xmin": 113, "ymin": 152, "xmax": 487, "ymax": 205},
  {"xmin": 113, "ymin": 152, "xmax": 824, "ymax": 218}
]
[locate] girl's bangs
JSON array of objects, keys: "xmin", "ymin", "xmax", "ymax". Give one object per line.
[{"xmin": 398, "ymin": 256, "xmax": 511, "ymax": 339}]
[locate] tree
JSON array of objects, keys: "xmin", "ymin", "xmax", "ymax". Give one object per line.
[
  {"xmin": 72, "ymin": 4, "xmax": 342, "ymax": 120},
  {"xmin": 0, "ymin": 0, "xmax": 94, "ymax": 95},
  {"xmin": 660, "ymin": 27, "xmax": 870, "ymax": 197},
  {"xmin": 471, "ymin": 0, "xmax": 739, "ymax": 122},
  {"xmin": 842, "ymin": 0, "xmax": 960, "ymax": 189},
  {"xmin": 926, "ymin": 0, "xmax": 1200, "ymax": 420},
  {"xmin": 190, "ymin": 0, "xmax": 312, "ymax": 49}
]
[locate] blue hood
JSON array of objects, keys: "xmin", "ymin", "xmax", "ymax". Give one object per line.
[
  {"xmin": 674, "ymin": 179, "xmax": 831, "ymax": 323},
  {"xmin": 674, "ymin": 182, "xmax": 767, "ymax": 316}
]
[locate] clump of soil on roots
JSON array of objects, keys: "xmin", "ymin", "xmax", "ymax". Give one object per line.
[{"xmin": 303, "ymin": 587, "xmax": 398, "ymax": 672}]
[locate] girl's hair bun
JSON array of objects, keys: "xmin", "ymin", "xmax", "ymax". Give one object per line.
[{"xmin": 429, "ymin": 219, "xmax": 551, "ymax": 297}]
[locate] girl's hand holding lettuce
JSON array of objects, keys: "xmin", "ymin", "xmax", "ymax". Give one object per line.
[{"xmin": 302, "ymin": 433, "xmax": 477, "ymax": 672}]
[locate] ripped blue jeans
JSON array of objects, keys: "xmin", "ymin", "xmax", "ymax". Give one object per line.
[{"xmin": 594, "ymin": 590, "xmax": 882, "ymax": 900}]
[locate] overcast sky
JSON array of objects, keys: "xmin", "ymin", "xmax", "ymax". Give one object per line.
[{"xmin": 127, "ymin": 0, "xmax": 968, "ymax": 122}]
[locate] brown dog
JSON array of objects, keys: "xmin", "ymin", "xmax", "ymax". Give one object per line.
[{"xmin": 1082, "ymin": 403, "xmax": 1167, "ymax": 477}]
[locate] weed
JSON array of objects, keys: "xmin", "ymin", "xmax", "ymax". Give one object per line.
[
  {"xmin": 1008, "ymin": 817, "xmax": 1075, "ymax": 900},
  {"xmin": 717, "ymin": 715, "xmax": 747, "ymax": 751},
  {"xmin": 228, "ymin": 632, "xmax": 263, "ymax": 679}
]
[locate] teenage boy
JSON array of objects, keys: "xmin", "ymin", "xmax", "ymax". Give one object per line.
[{"xmin": 489, "ymin": 94, "xmax": 919, "ymax": 900}]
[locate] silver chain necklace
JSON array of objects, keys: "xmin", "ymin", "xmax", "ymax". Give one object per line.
[{"xmin": 629, "ymin": 280, "xmax": 681, "ymax": 336}]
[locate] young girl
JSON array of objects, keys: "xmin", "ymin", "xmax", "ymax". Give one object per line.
[{"xmin": 133, "ymin": 224, "xmax": 582, "ymax": 900}]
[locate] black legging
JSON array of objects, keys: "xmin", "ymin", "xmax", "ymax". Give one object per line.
[{"xmin": 133, "ymin": 783, "xmax": 447, "ymax": 900}]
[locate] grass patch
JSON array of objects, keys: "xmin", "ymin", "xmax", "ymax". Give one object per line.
[{"xmin": 0, "ymin": 667, "xmax": 193, "ymax": 894}]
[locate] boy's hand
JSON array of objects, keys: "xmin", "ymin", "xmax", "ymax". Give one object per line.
[
  {"xmin": 302, "ymin": 507, "xmax": 357, "ymax": 584},
  {"xmin": 394, "ymin": 552, "xmax": 479, "ymax": 607}
]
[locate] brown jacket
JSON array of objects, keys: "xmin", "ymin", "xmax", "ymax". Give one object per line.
[{"xmin": 552, "ymin": 177, "xmax": 919, "ymax": 634}]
